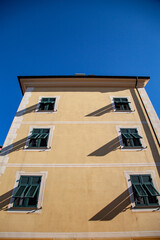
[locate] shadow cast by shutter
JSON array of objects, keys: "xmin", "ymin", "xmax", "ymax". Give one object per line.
[
  {"xmin": 89, "ymin": 188, "xmax": 132, "ymax": 221},
  {"xmin": 88, "ymin": 137, "xmax": 120, "ymax": 156},
  {"xmin": 0, "ymin": 137, "xmax": 28, "ymax": 156},
  {"xmin": 0, "ymin": 189, "xmax": 15, "ymax": 211},
  {"xmin": 85, "ymin": 104, "xmax": 113, "ymax": 116},
  {"xmin": 16, "ymin": 104, "xmax": 37, "ymax": 116}
]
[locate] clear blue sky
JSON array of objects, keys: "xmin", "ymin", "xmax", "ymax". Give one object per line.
[{"xmin": 0, "ymin": 0, "xmax": 160, "ymax": 145}]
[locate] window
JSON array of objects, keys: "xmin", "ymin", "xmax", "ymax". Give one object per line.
[
  {"xmin": 38, "ymin": 97, "xmax": 56, "ymax": 111},
  {"xmin": 130, "ymin": 175, "xmax": 159, "ymax": 207},
  {"xmin": 13, "ymin": 176, "xmax": 41, "ymax": 208},
  {"xmin": 29, "ymin": 128, "xmax": 50, "ymax": 148},
  {"xmin": 8, "ymin": 171, "xmax": 48, "ymax": 212},
  {"xmin": 113, "ymin": 98, "xmax": 131, "ymax": 111},
  {"xmin": 121, "ymin": 128, "xmax": 142, "ymax": 148}
]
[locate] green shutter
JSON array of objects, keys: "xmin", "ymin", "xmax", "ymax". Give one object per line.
[
  {"xmin": 38, "ymin": 133, "xmax": 48, "ymax": 139},
  {"xmin": 144, "ymin": 183, "xmax": 160, "ymax": 196},
  {"xmin": 131, "ymin": 133, "xmax": 142, "ymax": 139},
  {"xmin": 39, "ymin": 98, "xmax": 56, "ymax": 111},
  {"xmin": 13, "ymin": 176, "xmax": 41, "ymax": 208},
  {"xmin": 122, "ymin": 133, "xmax": 132, "ymax": 139},
  {"xmin": 133, "ymin": 183, "xmax": 148, "ymax": 197},
  {"xmin": 25, "ymin": 185, "xmax": 39, "ymax": 198},
  {"xmin": 13, "ymin": 185, "xmax": 28, "ymax": 198},
  {"xmin": 130, "ymin": 174, "xmax": 159, "ymax": 207},
  {"xmin": 29, "ymin": 133, "xmax": 40, "ymax": 139},
  {"xmin": 28, "ymin": 128, "xmax": 50, "ymax": 148}
]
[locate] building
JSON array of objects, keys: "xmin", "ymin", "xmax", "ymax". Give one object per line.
[{"xmin": 0, "ymin": 75, "xmax": 160, "ymax": 240}]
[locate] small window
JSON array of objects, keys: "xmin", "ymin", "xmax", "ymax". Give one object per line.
[
  {"xmin": 38, "ymin": 98, "xmax": 56, "ymax": 111},
  {"xmin": 130, "ymin": 175, "xmax": 160, "ymax": 207},
  {"xmin": 113, "ymin": 98, "xmax": 131, "ymax": 111},
  {"xmin": 120, "ymin": 128, "xmax": 142, "ymax": 148},
  {"xmin": 28, "ymin": 128, "xmax": 50, "ymax": 148},
  {"xmin": 13, "ymin": 176, "xmax": 41, "ymax": 208}
]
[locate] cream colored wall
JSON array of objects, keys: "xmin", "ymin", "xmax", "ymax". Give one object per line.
[
  {"xmin": 0, "ymin": 166, "xmax": 160, "ymax": 233},
  {"xmin": 21, "ymin": 87, "xmax": 151, "ymax": 122},
  {"xmin": 0, "ymin": 87, "xmax": 160, "ymax": 238}
]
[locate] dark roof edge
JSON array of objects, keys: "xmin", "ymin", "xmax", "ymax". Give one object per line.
[
  {"xmin": 18, "ymin": 76, "xmax": 23, "ymax": 95},
  {"xmin": 18, "ymin": 75, "xmax": 150, "ymax": 79}
]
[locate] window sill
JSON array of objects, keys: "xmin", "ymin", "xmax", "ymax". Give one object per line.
[
  {"xmin": 121, "ymin": 146, "xmax": 146, "ymax": 151},
  {"xmin": 8, "ymin": 206, "xmax": 42, "ymax": 213},
  {"xmin": 35, "ymin": 110, "xmax": 57, "ymax": 113},
  {"xmin": 131, "ymin": 206, "xmax": 160, "ymax": 212},
  {"xmin": 24, "ymin": 147, "xmax": 51, "ymax": 152},
  {"xmin": 113, "ymin": 110, "xmax": 134, "ymax": 113}
]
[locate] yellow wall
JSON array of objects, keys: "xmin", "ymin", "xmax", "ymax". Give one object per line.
[{"xmin": 0, "ymin": 87, "xmax": 160, "ymax": 238}]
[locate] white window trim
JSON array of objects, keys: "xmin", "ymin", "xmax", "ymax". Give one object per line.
[
  {"xmin": 124, "ymin": 170, "xmax": 160, "ymax": 212},
  {"xmin": 8, "ymin": 171, "xmax": 48, "ymax": 213},
  {"xmin": 35, "ymin": 96, "xmax": 60, "ymax": 113},
  {"xmin": 24, "ymin": 125, "xmax": 55, "ymax": 151},
  {"xmin": 116, "ymin": 125, "xmax": 146, "ymax": 151},
  {"xmin": 110, "ymin": 96, "xmax": 134, "ymax": 113}
]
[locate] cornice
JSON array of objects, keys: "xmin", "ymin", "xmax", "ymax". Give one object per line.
[{"xmin": 18, "ymin": 76, "xmax": 150, "ymax": 95}]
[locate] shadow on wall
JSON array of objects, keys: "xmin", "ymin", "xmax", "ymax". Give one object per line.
[
  {"xmin": 88, "ymin": 137, "xmax": 120, "ymax": 156},
  {"xmin": 85, "ymin": 104, "xmax": 113, "ymax": 116},
  {"xmin": 89, "ymin": 188, "xmax": 132, "ymax": 221},
  {"xmin": 0, "ymin": 137, "xmax": 28, "ymax": 156},
  {"xmin": 0, "ymin": 189, "xmax": 14, "ymax": 211},
  {"xmin": 130, "ymin": 89, "xmax": 160, "ymax": 176},
  {"xmin": 16, "ymin": 104, "xmax": 37, "ymax": 116}
]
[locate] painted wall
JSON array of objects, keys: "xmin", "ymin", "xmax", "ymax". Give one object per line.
[{"xmin": 0, "ymin": 87, "xmax": 160, "ymax": 239}]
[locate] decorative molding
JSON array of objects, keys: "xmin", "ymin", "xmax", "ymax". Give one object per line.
[
  {"xmin": 0, "ymin": 231, "xmax": 160, "ymax": 239},
  {"xmin": 1, "ymin": 162, "xmax": 160, "ymax": 168},
  {"xmin": 0, "ymin": 88, "xmax": 33, "ymax": 176},
  {"xmin": 21, "ymin": 121, "xmax": 148, "ymax": 125}
]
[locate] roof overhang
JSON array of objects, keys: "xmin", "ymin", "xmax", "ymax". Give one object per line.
[{"xmin": 18, "ymin": 75, "xmax": 150, "ymax": 95}]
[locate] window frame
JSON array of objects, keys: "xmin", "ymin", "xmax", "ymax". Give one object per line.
[
  {"xmin": 8, "ymin": 171, "xmax": 48, "ymax": 213},
  {"xmin": 13, "ymin": 176, "xmax": 41, "ymax": 208},
  {"xmin": 24, "ymin": 125, "xmax": 55, "ymax": 151},
  {"xmin": 124, "ymin": 171, "xmax": 160, "ymax": 211},
  {"xmin": 110, "ymin": 96, "xmax": 134, "ymax": 113},
  {"xmin": 35, "ymin": 96, "xmax": 60, "ymax": 113},
  {"xmin": 120, "ymin": 128, "xmax": 142, "ymax": 148},
  {"xmin": 28, "ymin": 128, "xmax": 50, "ymax": 149},
  {"xmin": 116, "ymin": 125, "xmax": 146, "ymax": 151}
]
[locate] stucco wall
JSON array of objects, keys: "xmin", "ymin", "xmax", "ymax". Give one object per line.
[{"xmin": 0, "ymin": 87, "xmax": 159, "ymax": 239}]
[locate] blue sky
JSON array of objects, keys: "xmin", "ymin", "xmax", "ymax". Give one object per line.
[{"xmin": 0, "ymin": 0, "xmax": 160, "ymax": 145}]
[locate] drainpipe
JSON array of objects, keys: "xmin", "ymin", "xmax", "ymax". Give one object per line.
[{"xmin": 135, "ymin": 77, "xmax": 160, "ymax": 147}]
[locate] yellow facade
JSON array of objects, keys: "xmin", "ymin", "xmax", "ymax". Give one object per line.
[{"xmin": 0, "ymin": 76, "xmax": 160, "ymax": 239}]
